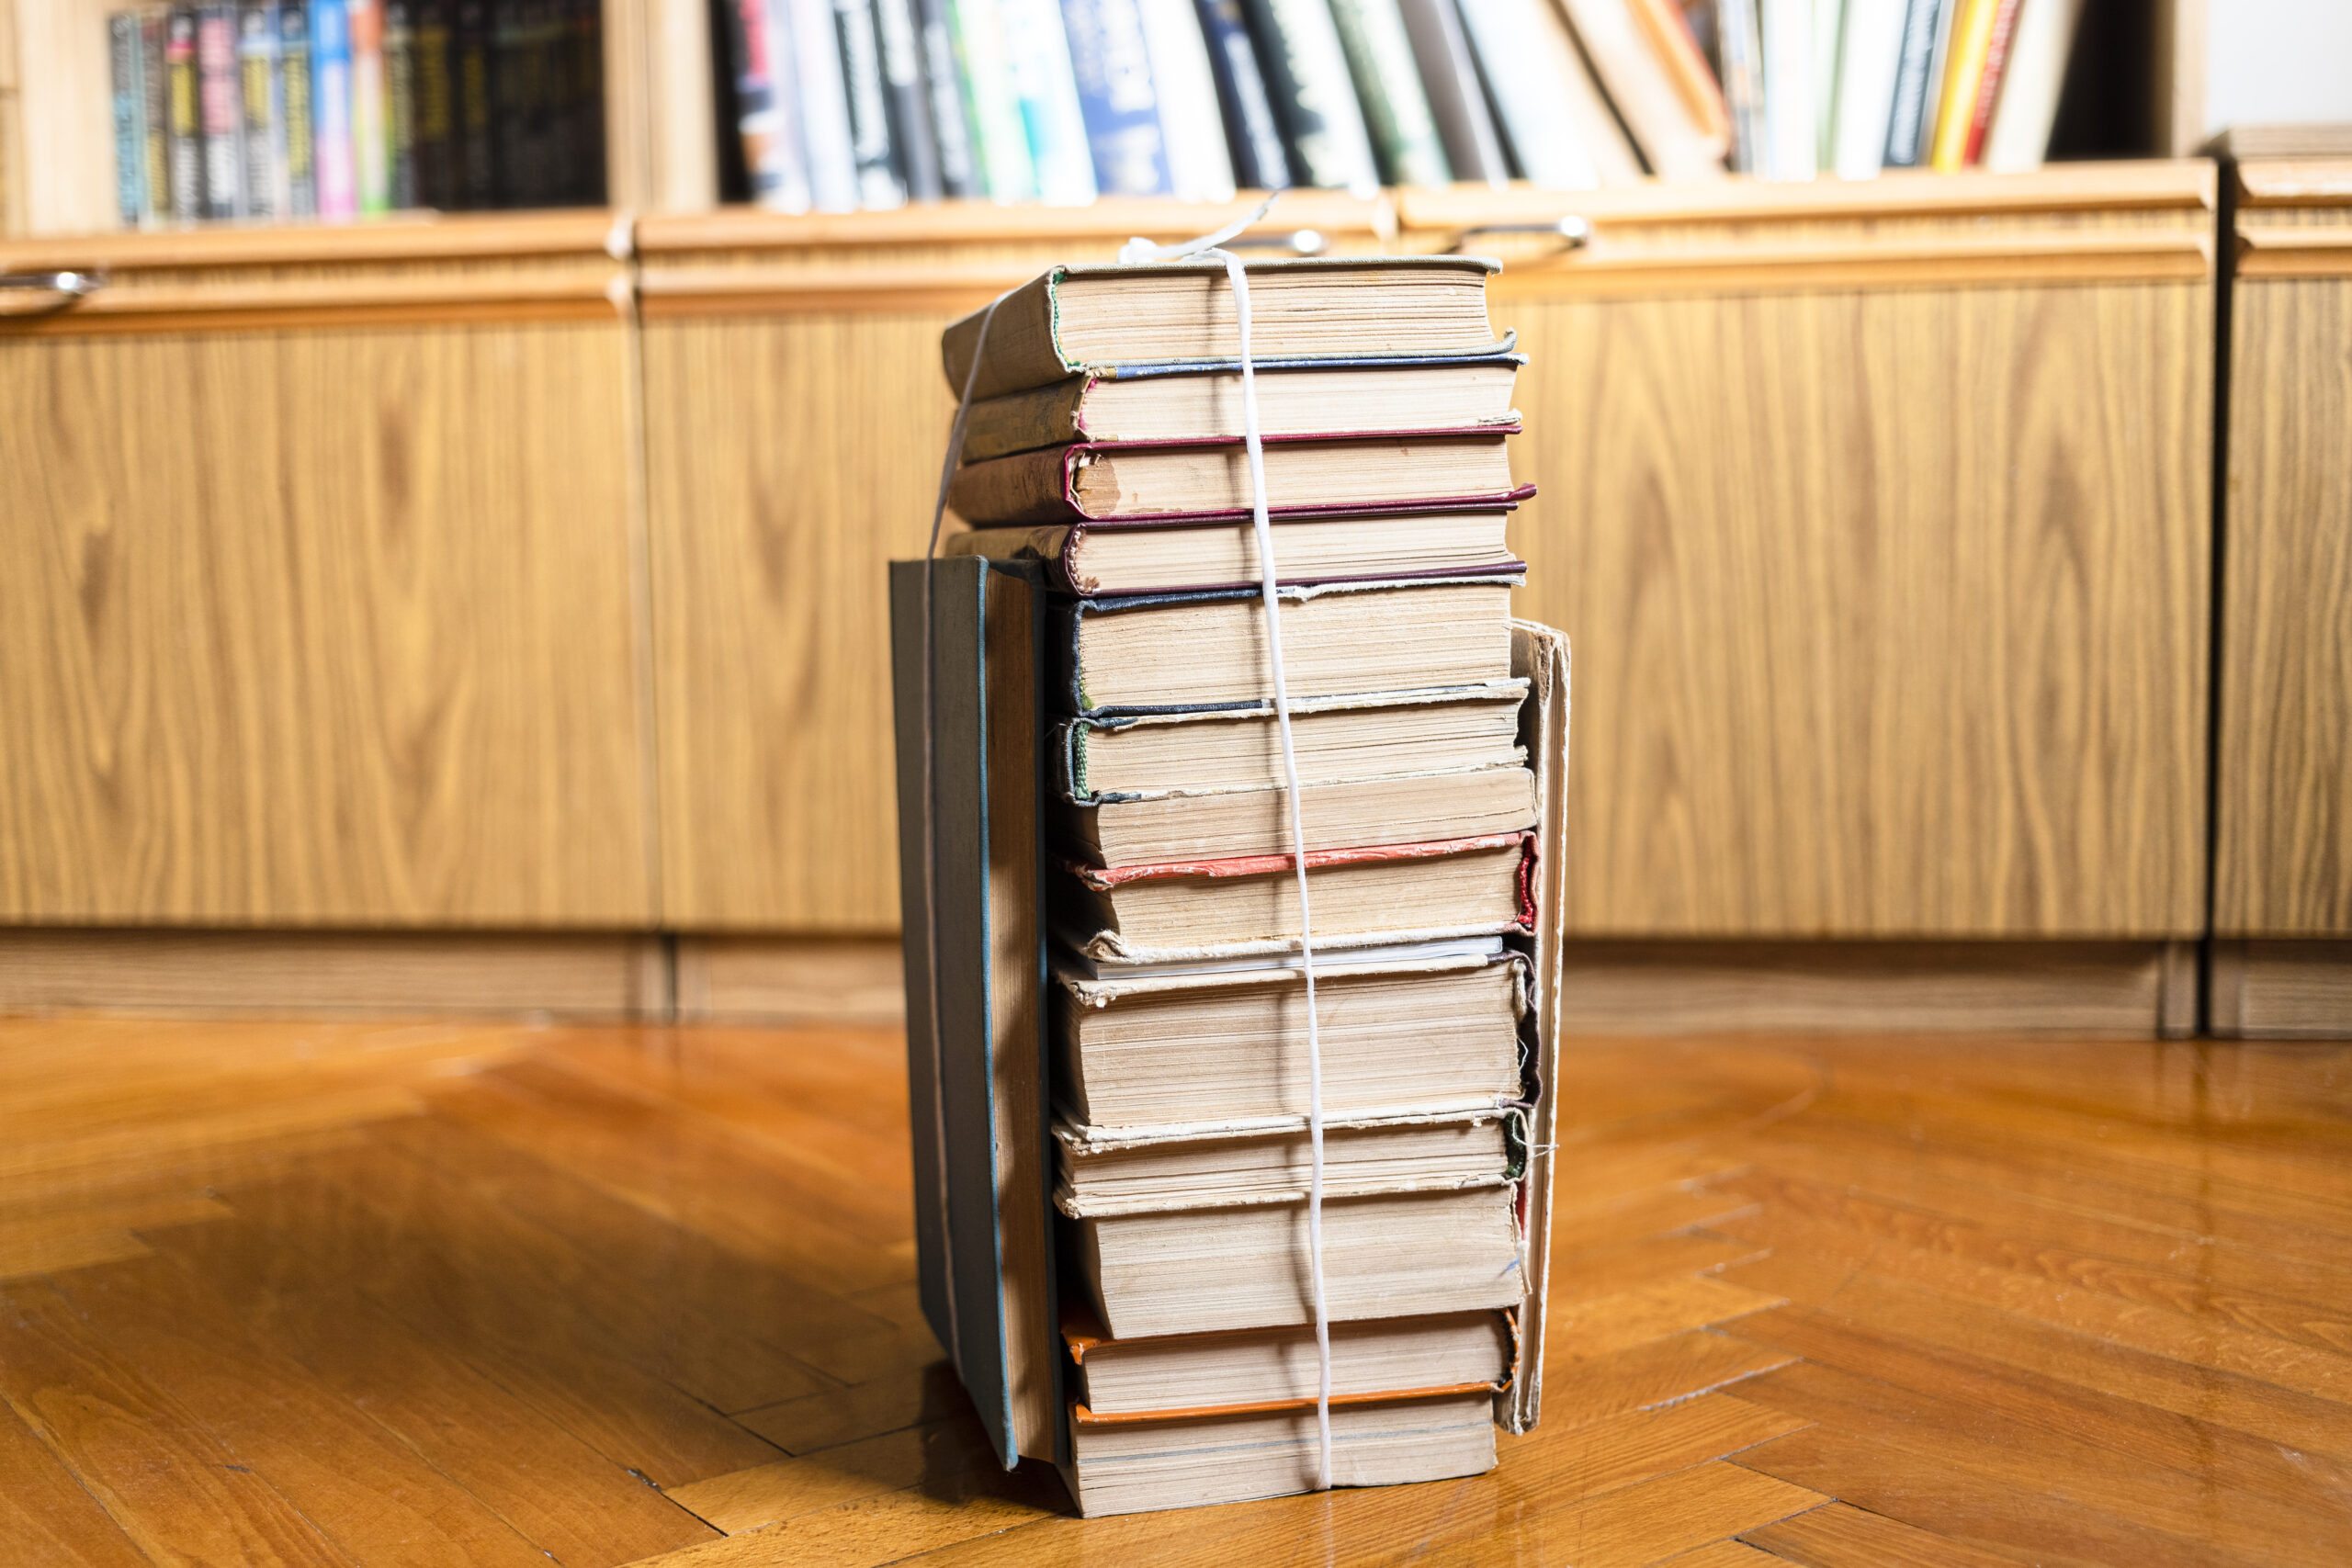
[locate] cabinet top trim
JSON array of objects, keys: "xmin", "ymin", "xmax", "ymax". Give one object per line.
[{"xmin": 0, "ymin": 211, "xmax": 625, "ymax": 274}]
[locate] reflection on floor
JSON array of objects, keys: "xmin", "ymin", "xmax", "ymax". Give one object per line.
[{"xmin": 2, "ymin": 1015, "xmax": 2347, "ymax": 1565}]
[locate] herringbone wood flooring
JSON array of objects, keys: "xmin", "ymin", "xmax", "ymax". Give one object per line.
[{"xmin": 3, "ymin": 1016, "xmax": 2347, "ymax": 1565}]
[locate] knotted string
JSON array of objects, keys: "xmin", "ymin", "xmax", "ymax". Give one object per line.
[{"xmin": 1119, "ymin": 197, "xmax": 1335, "ymax": 1493}]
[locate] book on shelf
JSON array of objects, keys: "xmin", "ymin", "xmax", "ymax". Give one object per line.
[
  {"xmin": 1193, "ymin": 0, "xmax": 1290, "ymax": 190},
  {"xmin": 1238, "ymin": 0, "xmax": 1380, "ymax": 193},
  {"xmin": 1393, "ymin": 0, "xmax": 1508, "ymax": 186},
  {"xmin": 1326, "ymin": 0, "xmax": 1452, "ymax": 188},
  {"xmin": 898, "ymin": 253, "xmax": 1568, "ymax": 1515},
  {"xmin": 1060, "ymin": 0, "xmax": 1177, "ymax": 197}
]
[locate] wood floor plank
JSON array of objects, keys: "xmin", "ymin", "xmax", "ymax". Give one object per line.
[
  {"xmin": 1417, "ymin": 1460, "xmax": 1827, "ymax": 1568},
  {"xmin": 1544, "ymin": 1329, "xmax": 1801, "ymax": 1414},
  {"xmin": 1548, "ymin": 1231, "xmax": 1771, "ymax": 1303},
  {"xmin": 1549, "ymin": 1182, "xmax": 1764, "ymax": 1248},
  {"xmin": 621, "ymin": 1461, "xmax": 1062, "ymax": 1568},
  {"xmin": 141, "ymin": 1212, "xmax": 720, "ymax": 1567},
  {"xmin": 1661, "ymin": 1540, "xmax": 1794, "ymax": 1567},
  {"xmin": 1550, "ymin": 1275, "xmax": 1788, "ymax": 1360},
  {"xmin": 0, "ymin": 1277, "xmax": 355, "ymax": 1568},
  {"xmin": 733, "ymin": 1360, "xmax": 976, "ymax": 1458},
  {"xmin": 1741, "ymin": 1500, "xmax": 2031, "ymax": 1567},
  {"xmin": 0, "ymin": 1398, "xmax": 155, "ymax": 1568},
  {"xmin": 663, "ymin": 1418, "xmax": 1009, "ymax": 1534}
]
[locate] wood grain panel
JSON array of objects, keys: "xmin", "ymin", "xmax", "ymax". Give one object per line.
[
  {"xmin": 2210, "ymin": 941, "xmax": 2352, "ymax": 1039},
  {"xmin": 2216, "ymin": 272, "xmax": 2352, "ymax": 934},
  {"xmin": 644, "ymin": 313, "xmax": 954, "ymax": 930},
  {"xmin": 1507, "ymin": 281, "xmax": 2210, "ymax": 937},
  {"xmin": 0, "ymin": 321, "xmax": 652, "ymax": 926}
]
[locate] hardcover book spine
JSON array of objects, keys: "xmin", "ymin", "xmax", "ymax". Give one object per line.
[
  {"xmin": 836, "ymin": 0, "xmax": 910, "ymax": 206},
  {"xmin": 1192, "ymin": 0, "xmax": 1285, "ymax": 189},
  {"xmin": 946, "ymin": 0, "xmax": 1039, "ymax": 200},
  {"xmin": 167, "ymin": 6, "xmax": 207, "ymax": 220},
  {"xmin": 278, "ymin": 1, "xmax": 317, "ymax": 214},
  {"xmin": 349, "ymin": 0, "xmax": 390, "ymax": 211},
  {"xmin": 1238, "ymin": 0, "xmax": 1377, "ymax": 193},
  {"xmin": 384, "ymin": 0, "xmax": 418, "ymax": 205},
  {"xmin": 309, "ymin": 0, "xmax": 354, "ymax": 215},
  {"xmin": 1713, "ymin": 0, "xmax": 1762, "ymax": 172},
  {"xmin": 1394, "ymin": 0, "xmax": 1507, "ymax": 186},
  {"xmin": 197, "ymin": 3, "xmax": 244, "ymax": 216},
  {"xmin": 1327, "ymin": 0, "xmax": 1448, "ymax": 186},
  {"xmin": 570, "ymin": 0, "xmax": 605, "ymax": 202},
  {"xmin": 1452, "ymin": 0, "xmax": 1599, "ymax": 190},
  {"xmin": 141, "ymin": 11, "xmax": 174, "ymax": 220},
  {"xmin": 871, "ymin": 0, "xmax": 944, "ymax": 198},
  {"xmin": 784, "ymin": 0, "xmax": 861, "ymax": 209},
  {"xmin": 453, "ymin": 0, "xmax": 493, "ymax": 206},
  {"xmin": 1926, "ymin": 0, "xmax": 1991, "ymax": 171},
  {"xmin": 237, "ymin": 0, "xmax": 285, "ymax": 218},
  {"xmin": 111, "ymin": 13, "xmax": 147, "ymax": 228},
  {"xmin": 491, "ymin": 0, "xmax": 533, "ymax": 203},
  {"xmin": 1829, "ymin": 0, "xmax": 1902, "ymax": 180},
  {"xmin": 1133, "ymin": 0, "xmax": 1234, "ymax": 201},
  {"xmin": 1058, "ymin": 0, "xmax": 1173, "ymax": 197},
  {"xmin": 412, "ymin": 0, "xmax": 454, "ymax": 206},
  {"xmin": 1958, "ymin": 0, "xmax": 2018, "ymax": 165},
  {"xmin": 912, "ymin": 0, "xmax": 980, "ymax": 196},
  {"xmin": 737, "ymin": 0, "xmax": 814, "ymax": 209},
  {"xmin": 999, "ymin": 0, "xmax": 1099, "ymax": 204},
  {"xmin": 1978, "ymin": 0, "xmax": 2078, "ymax": 173},
  {"xmin": 1880, "ymin": 0, "xmax": 1939, "ymax": 166},
  {"xmin": 1757, "ymin": 0, "xmax": 1813, "ymax": 179}
]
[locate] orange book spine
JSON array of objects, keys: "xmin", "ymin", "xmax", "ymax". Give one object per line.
[
  {"xmin": 1627, "ymin": 0, "xmax": 1731, "ymax": 140},
  {"xmin": 1962, "ymin": 0, "xmax": 2025, "ymax": 164},
  {"xmin": 1928, "ymin": 0, "xmax": 1996, "ymax": 171}
]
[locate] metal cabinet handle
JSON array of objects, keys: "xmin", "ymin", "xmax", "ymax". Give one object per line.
[
  {"xmin": 1443, "ymin": 217, "xmax": 1592, "ymax": 255},
  {"xmin": 0, "ymin": 270, "xmax": 107, "ymax": 318}
]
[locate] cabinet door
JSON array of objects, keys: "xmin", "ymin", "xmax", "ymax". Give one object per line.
[
  {"xmin": 2215, "ymin": 165, "xmax": 2352, "ymax": 936},
  {"xmin": 0, "ymin": 229, "xmax": 651, "ymax": 926}
]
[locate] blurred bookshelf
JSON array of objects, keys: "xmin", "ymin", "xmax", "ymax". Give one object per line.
[{"xmin": 0, "ymin": 0, "xmax": 2220, "ymax": 238}]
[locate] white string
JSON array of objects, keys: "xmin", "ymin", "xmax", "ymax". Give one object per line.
[
  {"xmin": 920, "ymin": 292, "xmax": 1007, "ymax": 1399},
  {"xmin": 1120, "ymin": 199, "xmax": 1334, "ymax": 1493}
]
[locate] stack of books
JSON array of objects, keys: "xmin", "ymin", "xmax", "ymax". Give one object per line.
[{"xmin": 891, "ymin": 253, "xmax": 1568, "ymax": 1516}]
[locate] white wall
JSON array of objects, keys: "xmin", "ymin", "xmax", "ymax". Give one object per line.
[{"xmin": 2204, "ymin": 0, "xmax": 2352, "ymax": 135}]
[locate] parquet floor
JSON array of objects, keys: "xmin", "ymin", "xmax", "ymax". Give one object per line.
[{"xmin": 3, "ymin": 1015, "xmax": 2348, "ymax": 1567}]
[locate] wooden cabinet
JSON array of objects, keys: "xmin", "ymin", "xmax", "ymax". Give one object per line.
[
  {"xmin": 0, "ymin": 217, "xmax": 654, "ymax": 926},
  {"xmin": 1404, "ymin": 164, "xmax": 2216, "ymax": 940},
  {"xmin": 2211, "ymin": 157, "xmax": 2352, "ymax": 1035}
]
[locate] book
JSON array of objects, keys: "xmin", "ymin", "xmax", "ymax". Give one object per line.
[
  {"xmin": 1957, "ymin": 0, "xmax": 2019, "ymax": 165},
  {"xmin": 1395, "ymin": 0, "xmax": 1508, "ymax": 186},
  {"xmin": 1879, "ymin": 0, "xmax": 1940, "ymax": 166},
  {"xmin": 1238, "ymin": 0, "xmax": 1380, "ymax": 193},
  {"xmin": 735, "ymin": 0, "xmax": 814, "ymax": 209},
  {"xmin": 1058, "ymin": 829, "xmax": 1538, "ymax": 963},
  {"xmin": 945, "ymin": 431, "xmax": 1522, "ymax": 525},
  {"xmin": 1050, "ymin": 579, "xmax": 1518, "ymax": 716},
  {"xmin": 1980, "ymin": 0, "xmax": 2082, "ymax": 173},
  {"xmin": 197, "ymin": 3, "xmax": 243, "ymax": 216},
  {"xmin": 1758, "ymin": 0, "xmax": 1813, "ymax": 178},
  {"xmin": 384, "ymin": 0, "xmax": 417, "ymax": 206},
  {"xmin": 141, "ymin": 12, "xmax": 175, "ymax": 220},
  {"xmin": 870, "ymin": 0, "xmax": 944, "ymax": 199},
  {"xmin": 1714, "ymin": 0, "xmax": 1762, "ymax": 171},
  {"xmin": 940, "ymin": 256, "xmax": 1507, "ymax": 403},
  {"xmin": 1057, "ymin": 1109, "xmax": 1512, "ymax": 1213},
  {"xmin": 1057, "ymin": 761, "xmax": 1538, "ymax": 863},
  {"xmin": 1452, "ymin": 0, "xmax": 1615, "ymax": 189},
  {"xmin": 912, "ymin": 0, "xmax": 981, "ymax": 196},
  {"xmin": 959, "ymin": 353, "xmax": 1522, "ymax": 462},
  {"xmin": 238, "ymin": 0, "xmax": 285, "ymax": 218},
  {"xmin": 1926, "ymin": 0, "xmax": 1994, "ymax": 171},
  {"xmin": 278, "ymin": 2, "xmax": 317, "ymax": 215},
  {"xmin": 949, "ymin": 0, "xmax": 1039, "ymax": 200},
  {"xmin": 1811, "ymin": 0, "xmax": 1838, "ymax": 166},
  {"xmin": 1001, "ymin": 0, "xmax": 1101, "ymax": 203},
  {"xmin": 952, "ymin": 506, "xmax": 1524, "ymax": 594},
  {"xmin": 1327, "ymin": 0, "xmax": 1451, "ymax": 186},
  {"xmin": 411, "ymin": 0, "xmax": 454, "ymax": 207},
  {"xmin": 888, "ymin": 554, "xmax": 1060, "ymax": 1470},
  {"xmin": 1629, "ymin": 0, "xmax": 1731, "ymax": 143},
  {"xmin": 770, "ymin": 0, "xmax": 854, "ymax": 209},
  {"xmin": 453, "ymin": 0, "xmax": 494, "ymax": 205},
  {"xmin": 567, "ymin": 0, "xmax": 604, "ymax": 202},
  {"xmin": 111, "ymin": 13, "xmax": 148, "ymax": 227},
  {"xmin": 1059, "ymin": 0, "xmax": 1175, "ymax": 196},
  {"xmin": 1828, "ymin": 0, "xmax": 1903, "ymax": 179},
  {"xmin": 311, "ymin": 0, "xmax": 355, "ymax": 215},
  {"xmin": 1133, "ymin": 0, "xmax": 1234, "ymax": 201},
  {"xmin": 837, "ymin": 0, "xmax": 910, "ymax": 207},
  {"xmin": 1066, "ymin": 1308, "xmax": 1512, "ymax": 1415},
  {"xmin": 1559, "ymin": 0, "xmax": 1727, "ymax": 180},
  {"xmin": 350, "ymin": 0, "xmax": 390, "ymax": 210},
  {"xmin": 1193, "ymin": 0, "xmax": 1289, "ymax": 190}
]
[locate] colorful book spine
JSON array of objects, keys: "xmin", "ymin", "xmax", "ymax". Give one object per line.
[
  {"xmin": 1713, "ymin": 0, "xmax": 1762, "ymax": 173},
  {"xmin": 166, "ymin": 6, "xmax": 207, "ymax": 220},
  {"xmin": 453, "ymin": 0, "xmax": 494, "ymax": 207},
  {"xmin": 1979, "ymin": 0, "xmax": 2081, "ymax": 172},
  {"xmin": 947, "ymin": 0, "xmax": 1038, "ymax": 201},
  {"xmin": 279, "ymin": 1, "xmax": 317, "ymax": 214},
  {"xmin": 349, "ymin": 0, "xmax": 390, "ymax": 210},
  {"xmin": 836, "ymin": 0, "xmax": 909, "ymax": 207},
  {"xmin": 1959, "ymin": 0, "xmax": 2020, "ymax": 164},
  {"xmin": 1240, "ymin": 0, "xmax": 1378, "ymax": 192},
  {"xmin": 238, "ymin": 0, "xmax": 285, "ymax": 218},
  {"xmin": 998, "ymin": 0, "xmax": 1098, "ymax": 203},
  {"xmin": 413, "ymin": 0, "xmax": 455, "ymax": 207},
  {"xmin": 1880, "ymin": 0, "xmax": 1941, "ymax": 166},
  {"xmin": 1192, "ymin": 0, "xmax": 1285, "ymax": 189},
  {"xmin": 871, "ymin": 0, "xmax": 943, "ymax": 199},
  {"xmin": 111, "ymin": 13, "xmax": 147, "ymax": 227},
  {"xmin": 1059, "ymin": 0, "xmax": 1172, "ymax": 196},
  {"xmin": 141, "ymin": 11, "xmax": 174, "ymax": 220},
  {"xmin": 1926, "ymin": 0, "xmax": 1993, "ymax": 171},
  {"xmin": 737, "ymin": 0, "xmax": 814, "ymax": 209},
  {"xmin": 912, "ymin": 0, "xmax": 980, "ymax": 197},
  {"xmin": 1327, "ymin": 0, "xmax": 1448, "ymax": 186},
  {"xmin": 311, "ymin": 0, "xmax": 355, "ymax": 215},
  {"xmin": 197, "ymin": 4, "xmax": 244, "ymax": 216}
]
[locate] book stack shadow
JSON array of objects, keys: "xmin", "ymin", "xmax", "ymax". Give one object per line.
[{"xmin": 891, "ymin": 253, "xmax": 1568, "ymax": 1517}]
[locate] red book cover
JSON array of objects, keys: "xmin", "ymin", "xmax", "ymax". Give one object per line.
[{"xmin": 1962, "ymin": 0, "xmax": 2025, "ymax": 165}]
